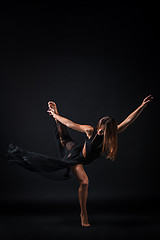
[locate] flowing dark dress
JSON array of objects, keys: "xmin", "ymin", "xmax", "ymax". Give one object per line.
[{"xmin": 6, "ymin": 124, "xmax": 103, "ymax": 180}]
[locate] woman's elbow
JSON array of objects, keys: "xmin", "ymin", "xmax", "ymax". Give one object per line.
[{"xmin": 117, "ymin": 122, "xmax": 130, "ymax": 134}]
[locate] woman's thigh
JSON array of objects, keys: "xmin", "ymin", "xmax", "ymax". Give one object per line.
[{"xmin": 69, "ymin": 164, "xmax": 88, "ymax": 183}]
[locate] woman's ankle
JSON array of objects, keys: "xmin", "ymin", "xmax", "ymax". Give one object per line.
[{"xmin": 80, "ymin": 211, "xmax": 88, "ymax": 217}]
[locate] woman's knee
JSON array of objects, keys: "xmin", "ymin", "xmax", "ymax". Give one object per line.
[
  {"xmin": 80, "ymin": 178, "xmax": 89, "ymax": 187},
  {"xmin": 69, "ymin": 164, "xmax": 89, "ymax": 186}
]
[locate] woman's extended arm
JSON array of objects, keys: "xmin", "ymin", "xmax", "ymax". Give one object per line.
[
  {"xmin": 117, "ymin": 95, "xmax": 154, "ymax": 134},
  {"xmin": 47, "ymin": 108, "xmax": 94, "ymax": 137}
]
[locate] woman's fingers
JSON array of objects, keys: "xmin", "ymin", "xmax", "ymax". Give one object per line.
[
  {"xmin": 144, "ymin": 95, "xmax": 154, "ymax": 103},
  {"xmin": 47, "ymin": 109, "xmax": 52, "ymax": 114},
  {"xmin": 47, "ymin": 107, "xmax": 54, "ymax": 112},
  {"xmin": 47, "ymin": 108, "xmax": 56, "ymax": 117},
  {"xmin": 142, "ymin": 95, "xmax": 154, "ymax": 107},
  {"xmin": 147, "ymin": 95, "xmax": 153, "ymax": 101},
  {"xmin": 144, "ymin": 95, "xmax": 151, "ymax": 102},
  {"xmin": 146, "ymin": 96, "xmax": 154, "ymax": 102}
]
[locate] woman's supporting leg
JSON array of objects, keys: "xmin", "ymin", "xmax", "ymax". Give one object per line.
[{"xmin": 69, "ymin": 164, "xmax": 90, "ymax": 227}]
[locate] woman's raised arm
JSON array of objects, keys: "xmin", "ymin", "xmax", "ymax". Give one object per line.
[
  {"xmin": 117, "ymin": 95, "xmax": 154, "ymax": 134},
  {"xmin": 47, "ymin": 108, "xmax": 94, "ymax": 138}
]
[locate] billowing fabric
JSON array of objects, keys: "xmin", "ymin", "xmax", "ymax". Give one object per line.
[{"xmin": 6, "ymin": 124, "xmax": 102, "ymax": 180}]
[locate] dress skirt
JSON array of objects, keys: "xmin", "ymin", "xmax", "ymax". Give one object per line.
[{"xmin": 6, "ymin": 124, "xmax": 87, "ymax": 180}]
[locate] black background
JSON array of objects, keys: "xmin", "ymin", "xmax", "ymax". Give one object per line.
[{"xmin": 0, "ymin": 2, "xmax": 160, "ymax": 239}]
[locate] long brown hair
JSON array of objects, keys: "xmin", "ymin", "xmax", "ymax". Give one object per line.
[{"xmin": 95, "ymin": 116, "xmax": 118, "ymax": 161}]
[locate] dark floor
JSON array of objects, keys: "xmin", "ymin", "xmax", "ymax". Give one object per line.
[{"xmin": 0, "ymin": 198, "xmax": 160, "ymax": 240}]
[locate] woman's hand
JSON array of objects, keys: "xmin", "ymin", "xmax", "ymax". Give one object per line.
[
  {"xmin": 47, "ymin": 101, "xmax": 59, "ymax": 121},
  {"xmin": 48, "ymin": 101, "xmax": 59, "ymax": 114},
  {"xmin": 141, "ymin": 95, "xmax": 154, "ymax": 108},
  {"xmin": 47, "ymin": 108, "xmax": 56, "ymax": 118}
]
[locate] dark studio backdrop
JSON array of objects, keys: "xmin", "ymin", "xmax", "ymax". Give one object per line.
[{"xmin": 0, "ymin": 2, "xmax": 159, "ymax": 210}]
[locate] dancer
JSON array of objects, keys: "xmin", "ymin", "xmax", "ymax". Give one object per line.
[{"xmin": 7, "ymin": 95, "xmax": 153, "ymax": 227}]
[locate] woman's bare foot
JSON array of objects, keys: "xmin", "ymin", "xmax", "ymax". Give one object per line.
[
  {"xmin": 80, "ymin": 213, "xmax": 91, "ymax": 227},
  {"xmin": 48, "ymin": 101, "xmax": 59, "ymax": 114}
]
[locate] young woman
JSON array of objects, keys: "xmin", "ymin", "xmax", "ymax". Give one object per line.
[{"xmin": 7, "ymin": 95, "xmax": 153, "ymax": 227}]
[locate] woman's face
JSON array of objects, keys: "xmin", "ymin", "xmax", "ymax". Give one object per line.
[{"xmin": 97, "ymin": 124, "xmax": 105, "ymax": 135}]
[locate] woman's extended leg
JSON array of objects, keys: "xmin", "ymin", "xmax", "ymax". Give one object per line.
[
  {"xmin": 48, "ymin": 101, "xmax": 76, "ymax": 178},
  {"xmin": 48, "ymin": 101, "xmax": 75, "ymax": 149},
  {"xmin": 69, "ymin": 164, "xmax": 90, "ymax": 227}
]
